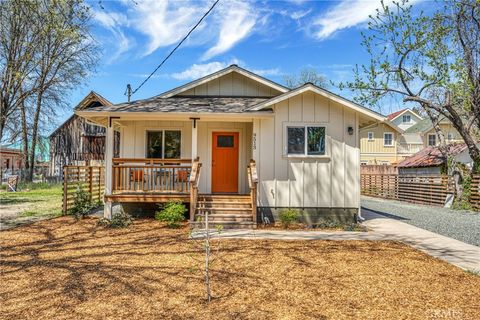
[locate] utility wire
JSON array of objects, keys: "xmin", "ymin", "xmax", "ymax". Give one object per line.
[{"xmin": 127, "ymin": 0, "xmax": 221, "ymax": 101}]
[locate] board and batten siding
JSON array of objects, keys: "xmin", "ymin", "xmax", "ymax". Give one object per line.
[
  {"xmin": 359, "ymin": 123, "xmax": 397, "ymax": 155},
  {"xmin": 177, "ymin": 72, "xmax": 281, "ymax": 97},
  {"xmin": 119, "ymin": 120, "xmax": 252, "ymax": 194},
  {"xmin": 255, "ymin": 92, "xmax": 360, "ymax": 209}
]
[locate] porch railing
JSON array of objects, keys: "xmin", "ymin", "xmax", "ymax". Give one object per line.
[
  {"xmin": 247, "ymin": 159, "xmax": 258, "ymax": 223},
  {"xmin": 189, "ymin": 158, "xmax": 202, "ymax": 221},
  {"xmin": 112, "ymin": 158, "xmax": 192, "ymax": 194}
]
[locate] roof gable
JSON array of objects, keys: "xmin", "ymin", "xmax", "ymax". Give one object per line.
[
  {"xmin": 247, "ymin": 83, "xmax": 385, "ymax": 122},
  {"xmin": 76, "ymin": 91, "xmax": 112, "ymax": 110},
  {"xmin": 158, "ymin": 65, "xmax": 289, "ymax": 98},
  {"xmin": 387, "ymin": 108, "xmax": 423, "ymax": 121}
]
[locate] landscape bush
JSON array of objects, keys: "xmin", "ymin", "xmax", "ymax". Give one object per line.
[
  {"xmin": 97, "ymin": 210, "xmax": 133, "ymax": 228},
  {"xmin": 279, "ymin": 208, "xmax": 299, "ymax": 228},
  {"xmin": 71, "ymin": 185, "xmax": 93, "ymax": 219},
  {"xmin": 155, "ymin": 201, "xmax": 186, "ymax": 228}
]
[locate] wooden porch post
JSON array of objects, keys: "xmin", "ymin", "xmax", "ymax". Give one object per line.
[
  {"xmin": 104, "ymin": 119, "xmax": 114, "ymax": 219},
  {"xmin": 191, "ymin": 118, "xmax": 199, "ymax": 160}
]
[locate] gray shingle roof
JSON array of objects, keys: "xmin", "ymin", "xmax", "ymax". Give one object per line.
[{"xmin": 84, "ymin": 96, "xmax": 271, "ymax": 113}]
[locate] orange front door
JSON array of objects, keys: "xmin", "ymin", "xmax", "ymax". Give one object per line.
[{"xmin": 212, "ymin": 132, "xmax": 239, "ymax": 193}]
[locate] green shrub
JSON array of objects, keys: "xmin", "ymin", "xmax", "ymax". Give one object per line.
[
  {"xmin": 279, "ymin": 208, "xmax": 299, "ymax": 229},
  {"xmin": 71, "ymin": 185, "xmax": 93, "ymax": 219},
  {"xmin": 155, "ymin": 201, "xmax": 186, "ymax": 228},
  {"xmin": 97, "ymin": 211, "xmax": 133, "ymax": 228}
]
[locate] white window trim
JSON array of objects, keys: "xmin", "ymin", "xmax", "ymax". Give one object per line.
[
  {"xmin": 145, "ymin": 128, "xmax": 183, "ymax": 159},
  {"xmin": 447, "ymin": 133, "xmax": 453, "ymax": 141},
  {"xmin": 402, "ymin": 114, "xmax": 411, "ymax": 123},
  {"xmin": 283, "ymin": 122, "xmax": 329, "ymax": 158},
  {"xmin": 367, "ymin": 132, "xmax": 374, "ymax": 141},
  {"xmin": 383, "ymin": 132, "xmax": 394, "ymax": 147},
  {"xmin": 428, "ymin": 133, "xmax": 437, "ymax": 146}
]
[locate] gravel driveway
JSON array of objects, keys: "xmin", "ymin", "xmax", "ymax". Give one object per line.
[{"xmin": 361, "ymin": 196, "xmax": 480, "ymax": 247}]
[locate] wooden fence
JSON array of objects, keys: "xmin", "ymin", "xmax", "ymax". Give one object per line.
[
  {"xmin": 63, "ymin": 166, "xmax": 104, "ymax": 214},
  {"xmin": 361, "ymin": 174, "xmax": 455, "ymax": 207},
  {"xmin": 471, "ymin": 175, "xmax": 480, "ymax": 211}
]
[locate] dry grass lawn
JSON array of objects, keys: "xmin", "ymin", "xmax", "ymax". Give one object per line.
[{"xmin": 1, "ymin": 217, "xmax": 479, "ymax": 320}]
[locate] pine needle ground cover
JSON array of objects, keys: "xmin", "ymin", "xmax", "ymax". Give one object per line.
[{"xmin": 1, "ymin": 217, "xmax": 479, "ymax": 320}]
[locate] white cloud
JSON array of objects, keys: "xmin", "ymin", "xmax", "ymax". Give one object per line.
[
  {"xmin": 132, "ymin": 0, "xmax": 207, "ymax": 56},
  {"xmin": 251, "ymin": 68, "xmax": 281, "ymax": 76},
  {"xmin": 171, "ymin": 59, "xmax": 280, "ymax": 81},
  {"xmin": 291, "ymin": 9, "xmax": 312, "ymax": 20},
  {"xmin": 201, "ymin": 0, "xmax": 256, "ymax": 60},
  {"xmin": 93, "ymin": 10, "xmax": 131, "ymax": 61},
  {"xmin": 313, "ymin": 0, "xmax": 418, "ymax": 40},
  {"xmin": 171, "ymin": 62, "xmax": 229, "ymax": 80},
  {"xmin": 93, "ymin": 0, "xmax": 258, "ymax": 60}
]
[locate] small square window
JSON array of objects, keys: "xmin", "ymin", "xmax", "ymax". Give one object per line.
[
  {"xmin": 402, "ymin": 115, "xmax": 411, "ymax": 123},
  {"xmin": 384, "ymin": 133, "xmax": 393, "ymax": 146},
  {"xmin": 217, "ymin": 135, "xmax": 234, "ymax": 148},
  {"xmin": 286, "ymin": 125, "xmax": 326, "ymax": 156},
  {"xmin": 367, "ymin": 132, "xmax": 374, "ymax": 141},
  {"xmin": 447, "ymin": 133, "xmax": 453, "ymax": 141},
  {"xmin": 146, "ymin": 130, "xmax": 181, "ymax": 159}
]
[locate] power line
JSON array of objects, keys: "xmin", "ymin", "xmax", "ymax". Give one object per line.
[{"xmin": 126, "ymin": 0, "xmax": 221, "ymax": 101}]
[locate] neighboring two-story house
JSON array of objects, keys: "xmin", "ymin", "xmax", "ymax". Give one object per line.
[{"xmin": 360, "ymin": 109, "xmax": 463, "ymax": 165}]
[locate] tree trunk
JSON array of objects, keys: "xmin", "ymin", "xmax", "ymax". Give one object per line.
[{"xmin": 27, "ymin": 91, "xmax": 43, "ymax": 182}]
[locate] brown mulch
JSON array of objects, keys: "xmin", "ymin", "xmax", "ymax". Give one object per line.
[{"xmin": 1, "ymin": 217, "xmax": 479, "ymax": 320}]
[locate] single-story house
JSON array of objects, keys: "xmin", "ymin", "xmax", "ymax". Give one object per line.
[
  {"xmin": 0, "ymin": 147, "xmax": 23, "ymax": 176},
  {"xmin": 76, "ymin": 65, "xmax": 385, "ymax": 227}
]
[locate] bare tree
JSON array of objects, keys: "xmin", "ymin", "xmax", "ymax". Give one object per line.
[
  {"xmin": 0, "ymin": 1, "xmax": 38, "ymax": 143},
  {"xmin": 340, "ymin": 0, "xmax": 480, "ymax": 174},
  {"xmin": 283, "ymin": 67, "xmax": 328, "ymax": 89},
  {"xmin": 1, "ymin": 0, "xmax": 98, "ymax": 180}
]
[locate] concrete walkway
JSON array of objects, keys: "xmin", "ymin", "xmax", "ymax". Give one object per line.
[
  {"xmin": 191, "ymin": 209, "xmax": 480, "ymax": 271},
  {"xmin": 362, "ymin": 209, "xmax": 480, "ymax": 271}
]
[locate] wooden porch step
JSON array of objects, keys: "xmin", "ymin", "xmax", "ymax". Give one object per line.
[
  {"xmin": 195, "ymin": 213, "xmax": 253, "ymax": 222},
  {"xmin": 190, "ymin": 221, "xmax": 256, "ymax": 229},
  {"xmin": 196, "ymin": 202, "xmax": 252, "ymax": 209}
]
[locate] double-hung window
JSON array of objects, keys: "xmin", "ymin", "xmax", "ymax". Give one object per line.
[
  {"xmin": 146, "ymin": 130, "xmax": 181, "ymax": 159},
  {"xmin": 286, "ymin": 125, "xmax": 326, "ymax": 156},
  {"xmin": 428, "ymin": 134, "xmax": 437, "ymax": 146},
  {"xmin": 367, "ymin": 132, "xmax": 374, "ymax": 141},
  {"xmin": 384, "ymin": 133, "xmax": 393, "ymax": 146}
]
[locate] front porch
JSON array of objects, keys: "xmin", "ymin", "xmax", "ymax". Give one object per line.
[{"xmin": 103, "ymin": 156, "xmax": 258, "ymax": 227}]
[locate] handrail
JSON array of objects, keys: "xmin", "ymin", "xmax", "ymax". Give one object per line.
[
  {"xmin": 113, "ymin": 158, "xmax": 192, "ymax": 165},
  {"xmin": 247, "ymin": 159, "xmax": 258, "ymax": 224},
  {"xmin": 189, "ymin": 157, "xmax": 202, "ymax": 221}
]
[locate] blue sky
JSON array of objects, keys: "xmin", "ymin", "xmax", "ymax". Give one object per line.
[{"xmin": 61, "ymin": 0, "xmax": 425, "ymax": 130}]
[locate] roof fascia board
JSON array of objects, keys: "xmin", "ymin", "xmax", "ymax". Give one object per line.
[
  {"xmin": 158, "ymin": 65, "xmax": 289, "ymax": 98},
  {"xmin": 249, "ymin": 84, "xmax": 386, "ymax": 122},
  {"xmin": 76, "ymin": 110, "xmax": 274, "ymax": 120}
]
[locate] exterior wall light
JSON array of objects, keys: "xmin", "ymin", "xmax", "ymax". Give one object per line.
[{"xmin": 347, "ymin": 126, "xmax": 354, "ymax": 135}]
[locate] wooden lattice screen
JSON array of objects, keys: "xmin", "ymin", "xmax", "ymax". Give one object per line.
[
  {"xmin": 361, "ymin": 174, "xmax": 456, "ymax": 207},
  {"xmin": 470, "ymin": 175, "xmax": 480, "ymax": 211},
  {"xmin": 63, "ymin": 166, "xmax": 104, "ymax": 214}
]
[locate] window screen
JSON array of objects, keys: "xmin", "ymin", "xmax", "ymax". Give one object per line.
[
  {"xmin": 307, "ymin": 127, "xmax": 325, "ymax": 155},
  {"xmin": 147, "ymin": 131, "xmax": 163, "ymax": 158},
  {"xmin": 287, "ymin": 127, "xmax": 305, "ymax": 154},
  {"xmin": 164, "ymin": 130, "xmax": 181, "ymax": 159},
  {"xmin": 217, "ymin": 135, "xmax": 234, "ymax": 148}
]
